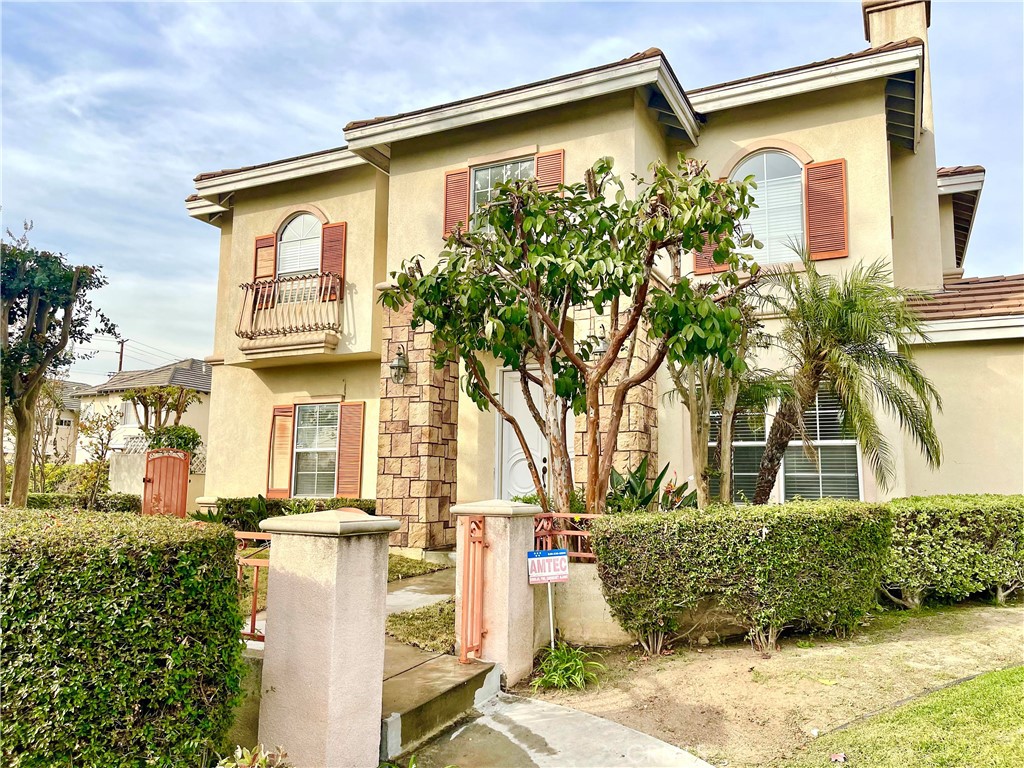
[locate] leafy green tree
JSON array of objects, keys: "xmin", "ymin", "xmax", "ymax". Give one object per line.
[
  {"xmin": 750, "ymin": 255, "xmax": 941, "ymax": 504},
  {"xmin": 381, "ymin": 156, "xmax": 758, "ymax": 515},
  {"xmin": 146, "ymin": 424, "xmax": 203, "ymax": 454},
  {"xmin": 121, "ymin": 385, "xmax": 201, "ymax": 432},
  {"xmin": 1, "ymin": 224, "xmax": 114, "ymax": 507}
]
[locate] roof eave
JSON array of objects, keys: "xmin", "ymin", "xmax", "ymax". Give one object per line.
[
  {"xmin": 193, "ymin": 149, "xmax": 365, "ymax": 200},
  {"xmin": 689, "ymin": 43, "xmax": 923, "ymax": 115},
  {"xmin": 344, "ymin": 55, "xmax": 700, "ymax": 166},
  {"xmin": 937, "ymin": 171, "xmax": 985, "ymax": 269}
]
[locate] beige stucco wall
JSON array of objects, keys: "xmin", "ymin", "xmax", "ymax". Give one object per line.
[
  {"xmin": 903, "ymin": 339, "xmax": 1024, "ymax": 496},
  {"xmin": 204, "ymin": 361, "xmax": 380, "ymax": 500},
  {"xmin": 211, "ymin": 164, "xmax": 388, "ymax": 366},
  {"xmin": 938, "ymin": 195, "xmax": 958, "ymax": 275},
  {"xmin": 686, "ymin": 81, "xmax": 894, "ymax": 279}
]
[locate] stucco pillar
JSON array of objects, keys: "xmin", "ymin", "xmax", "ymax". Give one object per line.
[
  {"xmin": 377, "ymin": 302, "xmax": 458, "ymax": 549},
  {"xmin": 453, "ymin": 500, "xmax": 540, "ymax": 687},
  {"xmin": 257, "ymin": 509, "xmax": 399, "ymax": 768}
]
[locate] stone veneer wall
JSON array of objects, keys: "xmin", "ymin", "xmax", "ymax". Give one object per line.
[
  {"xmin": 573, "ymin": 312, "xmax": 658, "ymax": 484},
  {"xmin": 377, "ymin": 303, "xmax": 458, "ymax": 548}
]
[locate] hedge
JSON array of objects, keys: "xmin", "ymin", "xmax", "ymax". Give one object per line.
[
  {"xmin": 883, "ymin": 494, "xmax": 1024, "ymax": 608},
  {"xmin": 25, "ymin": 491, "xmax": 142, "ymax": 514},
  {"xmin": 591, "ymin": 500, "xmax": 892, "ymax": 653},
  {"xmin": 0, "ymin": 509, "xmax": 244, "ymax": 766},
  {"xmin": 215, "ymin": 495, "xmax": 377, "ymax": 530}
]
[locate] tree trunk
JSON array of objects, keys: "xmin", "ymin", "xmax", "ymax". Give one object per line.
[
  {"xmin": 10, "ymin": 395, "xmax": 38, "ymax": 508},
  {"xmin": 0, "ymin": 392, "xmax": 7, "ymax": 506},
  {"xmin": 752, "ymin": 399, "xmax": 799, "ymax": 504}
]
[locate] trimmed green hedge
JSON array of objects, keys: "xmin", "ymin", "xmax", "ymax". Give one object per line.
[
  {"xmin": 884, "ymin": 494, "xmax": 1024, "ymax": 608},
  {"xmin": 215, "ymin": 496, "xmax": 377, "ymax": 531},
  {"xmin": 0, "ymin": 509, "xmax": 244, "ymax": 766},
  {"xmin": 592, "ymin": 500, "xmax": 892, "ymax": 653},
  {"xmin": 25, "ymin": 491, "xmax": 141, "ymax": 514}
]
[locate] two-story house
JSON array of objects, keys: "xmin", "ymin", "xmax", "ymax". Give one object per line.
[{"xmin": 188, "ymin": 0, "xmax": 1023, "ymax": 551}]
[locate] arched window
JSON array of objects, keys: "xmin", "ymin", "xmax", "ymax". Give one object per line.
[
  {"xmin": 277, "ymin": 213, "xmax": 322, "ymax": 277},
  {"xmin": 731, "ymin": 150, "xmax": 804, "ymax": 265}
]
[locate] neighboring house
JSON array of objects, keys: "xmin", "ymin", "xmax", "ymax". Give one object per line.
[
  {"xmin": 75, "ymin": 358, "xmax": 213, "ymax": 462},
  {"xmin": 187, "ymin": 0, "xmax": 1023, "ymax": 550},
  {"xmin": 1, "ymin": 379, "xmax": 89, "ymax": 465}
]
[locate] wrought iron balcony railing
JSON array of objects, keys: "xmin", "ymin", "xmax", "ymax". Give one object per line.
[{"xmin": 236, "ymin": 272, "xmax": 343, "ymax": 340}]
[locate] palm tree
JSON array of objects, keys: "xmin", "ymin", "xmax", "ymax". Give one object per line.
[{"xmin": 751, "ymin": 255, "xmax": 941, "ymax": 504}]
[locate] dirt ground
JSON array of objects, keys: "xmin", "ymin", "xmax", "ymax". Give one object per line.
[{"xmin": 524, "ymin": 602, "xmax": 1024, "ymax": 767}]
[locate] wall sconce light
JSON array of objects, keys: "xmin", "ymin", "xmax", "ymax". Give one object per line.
[
  {"xmin": 593, "ymin": 325, "xmax": 610, "ymax": 357},
  {"xmin": 389, "ymin": 344, "xmax": 409, "ymax": 385}
]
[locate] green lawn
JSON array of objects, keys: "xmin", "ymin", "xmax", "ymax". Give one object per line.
[
  {"xmin": 385, "ymin": 597, "xmax": 456, "ymax": 655},
  {"xmin": 787, "ymin": 666, "xmax": 1024, "ymax": 767}
]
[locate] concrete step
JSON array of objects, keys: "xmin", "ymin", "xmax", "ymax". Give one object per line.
[{"xmin": 380, "ymin": 638, "xmax": 500, "ymax": 761}]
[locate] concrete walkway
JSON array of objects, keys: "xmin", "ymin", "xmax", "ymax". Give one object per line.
[
  {"xmin": 386, "ymin": 567, "xmax": 455, "ymax": 615},
  {"xmin": 413, "ymin": 693, "xmax": 713, "ymax": 768}
]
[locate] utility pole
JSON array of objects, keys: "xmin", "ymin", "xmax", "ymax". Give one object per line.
[{"xmin": 118, "ymin": 339, "xmax": 128, "ymax": 372}]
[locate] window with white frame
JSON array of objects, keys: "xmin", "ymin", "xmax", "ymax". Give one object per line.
[
  {"xmin": 472, "ymin": 158, "xmax": 536, "ymax": 229},
  {"xmin": 782, "ymin": 388, "xmax": 860, "ymax": 500},
  {"xmin": 121, "ymin": 401, "xmax": 137, "ymax": 427},
  {"xmin": 292, "ymin": 403, "xmax": 339, "ymax": 497},
  {"xmin": 277, "ymin": 213, "xmax": 322, "ymax": 303},
  {"xmin": 708, "ymin": 410, "xmax": 766, "ymax": 502},
  {"xmin": 731, "ymin": 150, "xmax": 804, "ymax": 265}
]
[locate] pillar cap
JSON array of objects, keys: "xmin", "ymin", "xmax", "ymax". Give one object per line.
[
  {"xmin": 451, "ymin": 499, "xmax": 542, "ymax": 518},
  {"xmin": 260, "ymin": 508, "xmax": 401, "ymax": 537}
]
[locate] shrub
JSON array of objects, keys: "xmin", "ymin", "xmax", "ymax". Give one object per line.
[
  {"xmin": 25, "ymin": 490, "xmax": 142, "ymax": 514},
  {"xmin": 148, "ymin": 424, "xmax": 203, "ymax": 454},
  {"xmin": 512, "ymin": 487, "xmax": 586, "ymax": 516},
  {"xmin": 214, "ymin": 495, "xmax": 377, "ymax": 530},
  {"xmin": 0, "ymin": 509, "xmax": 244, "ymax": 766},
  {"xmin": 530, "ymin": 642, "xmax": 605, "ymax": 691},
  {"xmin": 592, "ymin": 500, "xmax": 892, "ymax": 654},
  {"xmin": 46, "ymin": 459, "xmax": 109, "ymax": 496},
  {"xmin": 883, "ymin": 494, "xmax": 1024, "ymax": 608}
]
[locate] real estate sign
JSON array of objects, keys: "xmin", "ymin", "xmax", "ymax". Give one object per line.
[{"xmin": 527, "ymin": 548, "xmax": 569, "ymax": 584}]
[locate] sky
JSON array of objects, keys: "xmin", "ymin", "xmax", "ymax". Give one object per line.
[{"xmin": 3, "ymin": 1, "xmax": 1022, "ymax": 385}]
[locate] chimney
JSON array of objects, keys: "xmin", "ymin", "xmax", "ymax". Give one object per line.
[{"xmin": 862, "ymin": 1, "xmax": 931, "ymax": 46}]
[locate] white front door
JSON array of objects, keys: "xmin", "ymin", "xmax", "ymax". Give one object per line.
[{"xmin": 496, "ymin": 369, "xmax": 573, "ymax": 500}]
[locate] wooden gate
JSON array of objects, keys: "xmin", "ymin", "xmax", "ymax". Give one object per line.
[{"xmin": 143, "ymin": 448, "xmax": 191, "ymax": 517}]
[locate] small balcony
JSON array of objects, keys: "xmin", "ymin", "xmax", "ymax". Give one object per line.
[{"xmin": 235, "ymin": 273, "xmax": 344, "ymax": 363}]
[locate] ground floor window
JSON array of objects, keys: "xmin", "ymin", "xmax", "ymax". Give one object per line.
[
  {"xmin": 708, "ymin": 410, "xmax": 766, "ymax": 503},
  {"xmin": 292, "ymin": 403, "xmax": 339, "ymax": 497},
  {"xmin": 781, "ymin": 389, "xmax": 860, "ymax": 500}
]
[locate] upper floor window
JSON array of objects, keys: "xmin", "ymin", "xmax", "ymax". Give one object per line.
[
  {"xmin": 731, "ymin": 150, "xmax": 804, "ymax": 265},
  {"xmin": 472, "ymin": 158, "xmax": 536, "ymax": 229},
  {"xmin": 277, "ymin": 214, "xmax": 322, "ymax": 277}
]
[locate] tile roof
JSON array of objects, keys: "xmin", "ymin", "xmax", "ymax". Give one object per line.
[
  {"xmin": 53, "ymin": 380, "xmax": 92, "ymax": 412},
  {"xmin": 937, "ymin": 165, "xmax": 985, "ymax": 178},
  {"xmin": 194, "ymin": 146, "xmax": 349, "ymax": 183},
  {"xmin": 81, "ymin": 358, "xmax": 213, "ymax": 396},
  {"xmin": 343, "ymin": 48, "xmax": 674, "ymax": 132},
  {"xmin": 911, "ymin": 274, "xmax": 1024, "ymax": 321},
  {"xmin": 688, "ymin": 38, "xmax": 923, "ymax": 95}
]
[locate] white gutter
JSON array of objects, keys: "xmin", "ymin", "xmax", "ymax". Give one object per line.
[
  {"xmin": 689, "ymin": 44, "xmax": 923, "ymax": 113},
  {"xmin": 344, "ymin": 55, "xmax": 700, "ymax": 156},
  {"xmin": 917, "ymin": 314, "xmax": 1024, "ymax": 343},
  {"xmin": 193, "ymin": 148, "xmax": 365, "ymax": 201}
]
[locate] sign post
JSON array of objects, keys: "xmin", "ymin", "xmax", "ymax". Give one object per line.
[{"xmin": 528, "ymin": 548, "xmax": 569, "ymax": 650}]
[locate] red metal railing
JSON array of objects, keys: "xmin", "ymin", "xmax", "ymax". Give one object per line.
[
  {"xmin": 236, "ymin": 531, "xmax": 271, "ymax": 641},
  {"xmin": 459, "ymin": 516, "xmax": 486, "ymax": 664},
  {"xmin": 235, "ymin": 272, "xmax": 343, "ymax": 339},
  {"xmin": 533, "ymin": 512, "xmax": 600, "ymax": 561}
]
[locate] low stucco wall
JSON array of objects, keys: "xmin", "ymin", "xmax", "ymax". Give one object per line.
[
  {"xmin": 552, "ymin": 562, "xmax": 633, "ymax": 648},
  {"xmin": 225, "ymin": 648, "xmax": 263, "ymax": 751}
]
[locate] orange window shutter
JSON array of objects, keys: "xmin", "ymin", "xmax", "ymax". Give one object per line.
[
  {"xmin": 320, "ymin": 222, "xmax": 347, "ymax": 301},
  {"xmin": 443, "ymin": 169, "xmax": 470, "ymax": 238},
  {"xmin": 336, "ymin": 402, "xmax": 365, "ymax": 499},
  {"xmin": 254, "ymin": 234, "xmax": 276, "ymax": 280},
  {"xmin": 535, "ymin": 149, "xmax": 565, "ymax": 193},
  {"xmin": 805, "ymin": 159, "xmax": 849, "ymax": 260},
  {"xmin": 693, "ymin": 240, "xmax": 718, "ymax": 275},
  {"xmin": 267, "ymin": 406, "xmax": 294, "ymax": 499}
]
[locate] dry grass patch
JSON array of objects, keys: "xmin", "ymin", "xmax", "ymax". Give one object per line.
[
  {"xmin": 387, "ymin": 554, "xmax": 451, "ymax": 582},
  {"xmin": 386, "ymin": 597, "xmax": 456, "ymax": 655}
]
